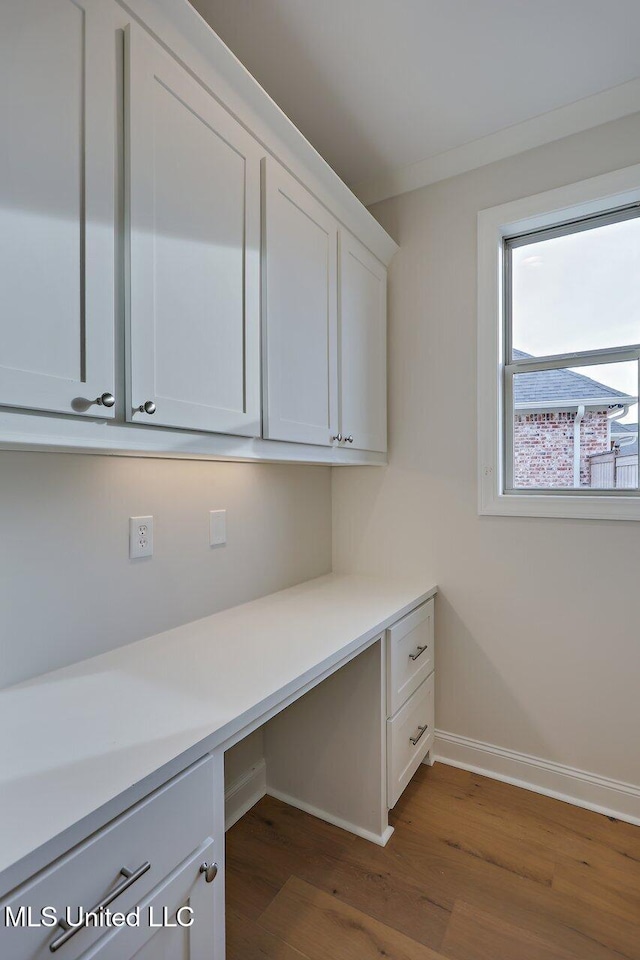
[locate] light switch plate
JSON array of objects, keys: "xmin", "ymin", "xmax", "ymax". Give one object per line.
[
  {"xmin": 130, "ymin": 516, "xmax": 153, "ymax": 559},
  {"xmin": 209, "ymin": 509, "xmax": 226, "ymax": 547}
]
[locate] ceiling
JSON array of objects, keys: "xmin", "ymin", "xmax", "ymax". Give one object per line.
[{"xmin": 190, "ymin": 0, "xmax": 640, "ymax": 196}]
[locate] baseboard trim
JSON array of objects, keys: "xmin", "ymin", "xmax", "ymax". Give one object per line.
[
  {"xmin": 266, "ymin": 786, "xmax": 394, "ymax": 847},
  {"xmin": 434, "ymin": 730, "xmax": 640, "ymax": 826},
  {"xmin": 224, "ymin": 759, "xmax": 267, "ymax": 831},
  {"xmin": 225, "ymin": 763, "xmax": 394, "ymax": 845}
]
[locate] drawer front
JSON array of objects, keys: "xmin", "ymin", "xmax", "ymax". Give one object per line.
[
  {"xmin": 0, "ymin": 756, "xmax": 215, "ymax": 960},
  {"xmin": 387, "ymin": 598, "xmax": 434, "ymax": 717},
  {"xmin": 387, "ymin": 673, "xmax": 434, "ymax": 809}
]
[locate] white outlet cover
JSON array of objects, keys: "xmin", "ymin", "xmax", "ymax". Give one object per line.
[
  {"xmin": 130, "ymin": 516, "xmax": 153, "ymax": 559},
  {"xmin": 209, "ymin": 510, "xmax": 226, "ymax": 547}
]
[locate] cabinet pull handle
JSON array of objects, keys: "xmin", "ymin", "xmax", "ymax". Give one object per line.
[
  {"xmin": 94, "ymin": 393, "xmax": 115, "ymax": 408},
  {"xmin": 409, "ymin": 644, "xmax": 428, "ymax": 661},
  {"xmin": 331, "ymin": 433, "xmax": 343, "ymax": 442},
  {"xmin": 409, "ymin": 724, "xmax": 429, "ymax": 746},
  {"xmin": 345, "ymin": 435, "xmax": 354, "ymax": 443},
  {"xmin": 199, "ymin": 861, "xmax": 218, "ymax": 883},
  {"xmin": 138, "ymin": 400, "xmax": 156, "ymax": 415},
  {"xmin": 49, "ymin": 861, "xmax": 151, "ymax": 952}
]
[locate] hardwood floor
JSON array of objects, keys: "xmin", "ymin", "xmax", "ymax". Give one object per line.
[{"xmin": 225, "ymin": 763, "xmax": 640, "ymax": 960}]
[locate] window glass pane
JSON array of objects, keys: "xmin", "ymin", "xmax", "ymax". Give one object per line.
[
  {"xmin": 511, "ymin": 215, "xmax": 640, "ymax": 358},
  {"xmin": 511, "ymin": 361, "xmax": 638, "ymax": 489}
]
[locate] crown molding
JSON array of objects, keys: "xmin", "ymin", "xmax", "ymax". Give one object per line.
[
  {"xmin": 353, "ymin": 76, "xmax": 640, "ymax": 207},
  {"xmin": 118, "ymin": 0, "xmax": 398, "ymax": 264}
]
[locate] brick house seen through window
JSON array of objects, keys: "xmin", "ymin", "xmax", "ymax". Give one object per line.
[{"xmin": 512, "ymin": 351, "xmax": 638, "ymax": 489}]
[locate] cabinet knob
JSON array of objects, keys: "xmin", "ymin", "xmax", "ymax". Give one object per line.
[
  {"xmin": 95, "ymin": 392, "xmax": 115, "ymax": 408},
  {"xmin": 138, "ymin": 400, "xmax": 156, "ymax": 415},
  {"xmin": 345, "ymin": 435, "xmax": 354, "ymax": 443},
  {"xmin": 199, "ymin": 861, "xmax": 218, "ymax": 883},
  {"xmin": 331, "ymin": 433, "xmax": 343, "ymax": 442}
]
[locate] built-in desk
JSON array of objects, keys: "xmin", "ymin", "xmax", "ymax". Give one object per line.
[{"xmin": 0, "ymin": 573, "xmax": 436, "ymax": 959}]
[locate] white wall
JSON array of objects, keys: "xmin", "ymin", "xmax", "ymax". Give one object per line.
[
  {"xmin": 0, "ymin": 453, "xmax": 331, "ymax": 689},
  {"xmin": 333, "ymin": 111, "xmax": 640, "ymax": 792}
]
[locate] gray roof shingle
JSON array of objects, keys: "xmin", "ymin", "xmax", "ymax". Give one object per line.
[
  {"xmin": 611, "ymin": 420, "xmax": 638, "ymax": 435},
  {"xmin": 618, "ymin": 441, "xmax": 639, "ymax": 456},
  {"xmin": 611, "ymin": 421, "xmax": 638, "ymax": 456},
  {"xmin": 513, "ymin": 350, "xmax": 634, "ymax": 408}
]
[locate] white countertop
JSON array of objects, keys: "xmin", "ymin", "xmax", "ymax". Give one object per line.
[{"xmin": 0, "ymin": 573, "xmax": 435, "ymax": 894}]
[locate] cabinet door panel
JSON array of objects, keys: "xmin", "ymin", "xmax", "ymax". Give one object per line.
[
  {"xmin": 263, "ymin": 158, "xmax": 338, "ymax": 446},
  {"xmin": 85, "ymin": 842, "xmax": 220, "ymax": 960},
  {"xmin": 339, "ymin": 231, "xmax": 387, "ymax": 452},
  {"xmin": 130, "ymin": 884, "xmax": 212, "ymax": 960},
  {"xmin": 0, "ymin": 0, "xmax": 115, "ymax": 416},
  {"xmin": 132, "ymin": 918, "xmax": 189, "ymax": 960},
  {"xmin": 126, "ymin": 26, "xmax": 261, "ymax": 436}
]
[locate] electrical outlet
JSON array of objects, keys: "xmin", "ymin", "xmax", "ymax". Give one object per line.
[
  {"xmin": 130, "ymin": 516, "xmax": 153, "ymax": 559},
  {"xmin": 209, "ymin": 509, "xmax": 226, "ymax": 547}
]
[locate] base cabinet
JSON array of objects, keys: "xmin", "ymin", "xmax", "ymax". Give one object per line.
[
  {"xmin": 259, "ymin": 597, "xmax": 436, "ymax": 842},
  {"xmin": 386, "ymin": 599, "xmax": 436, "ymax": 808},
  {"xmin": 0, "ymin": 590, "xmax": 435, "ymax": 960},
  {"xmin": 0, "ymin": 758, "xmax": 221, "ymax": 960}
]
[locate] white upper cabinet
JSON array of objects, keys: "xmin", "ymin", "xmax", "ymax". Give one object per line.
[
  {"xmin": 0, "ymin": 0, "xmax": 116, "ymax": 418},
  {"xmin": 339, "ymin": 231, "xmax": 387, "ymax": 453},
  {"xmin": 262, "ymin": 158, "xmax": 338, "ymax": 446},
  {"xmin": 0, "ymin": 0, "xmax": 395, "ymax": 461},
  {"xmin": 126, "ymin": 25, "xmax": 262, "ymax": 436}
]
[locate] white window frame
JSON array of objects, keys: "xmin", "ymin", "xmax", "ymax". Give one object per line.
[{"xmin": 478, "ymin": 162, "xmax": 640, "ymax": 521}]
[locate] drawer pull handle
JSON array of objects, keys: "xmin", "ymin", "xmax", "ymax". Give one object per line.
[
  {"xmin": 49, "ymin": 861, "xmax": 151, "ymax": 952},
  {"xmin": 409, "ymin": 724, "xmax": 429, "ymax": 746},
  {"xmin": 409, "ymin": 644, "xmax": 428, "ymax": 661},
  {"xmin": 199, "ymin": 861, "xmax": 218, "ymax": 883}
]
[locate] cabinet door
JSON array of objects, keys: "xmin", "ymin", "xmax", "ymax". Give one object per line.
[
  {"xmin": 262, "ymin": 158, "xmax": 338, "ymax": 445},
  {"xmin": 126, "ymin": 26, "xmax": 261, "ymax": 436},
  {"xmin": 339, "ymin": 231, "xmax": 387, "ymax": 452},
  {"xmin": 0, "ymin": 0, "xmax": 116, "ymax": 417},
  {"xmin": 86, "ymin": 842, "xmax": 220, "ymax": 960},
  {"xmin": 128, "ymin": 872, "xmax": 215, "ymax": 960}
]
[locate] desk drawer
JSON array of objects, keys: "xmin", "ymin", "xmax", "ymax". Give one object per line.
[
  {"xmin": 0, "ymin": 756, "xmax": 215, "ymax": 960},
  {"xmin": 387, "ymin": 598, "xmax": 434, "ymax": 717},
  {"xmin": 387, "ymin": 673, "xmax": 434, "ymax": 808}
]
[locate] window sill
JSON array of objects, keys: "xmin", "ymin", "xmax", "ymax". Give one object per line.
[{"xmin": 479, "ymin": 488, "xmax": 640, "ymax": 521}]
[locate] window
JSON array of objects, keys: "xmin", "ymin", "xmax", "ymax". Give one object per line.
[
  {"xmin": 505, "ymin": 208, "xmax": 640, "ymax": 492},
  {"xmin": 478, "ymin": 164, "xmax": 640, "ymax": 520}
]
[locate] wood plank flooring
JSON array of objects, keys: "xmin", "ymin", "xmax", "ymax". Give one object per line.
[{"xmin": 225, "ymin": 763, "xmax": 640, "ymax": 960}]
